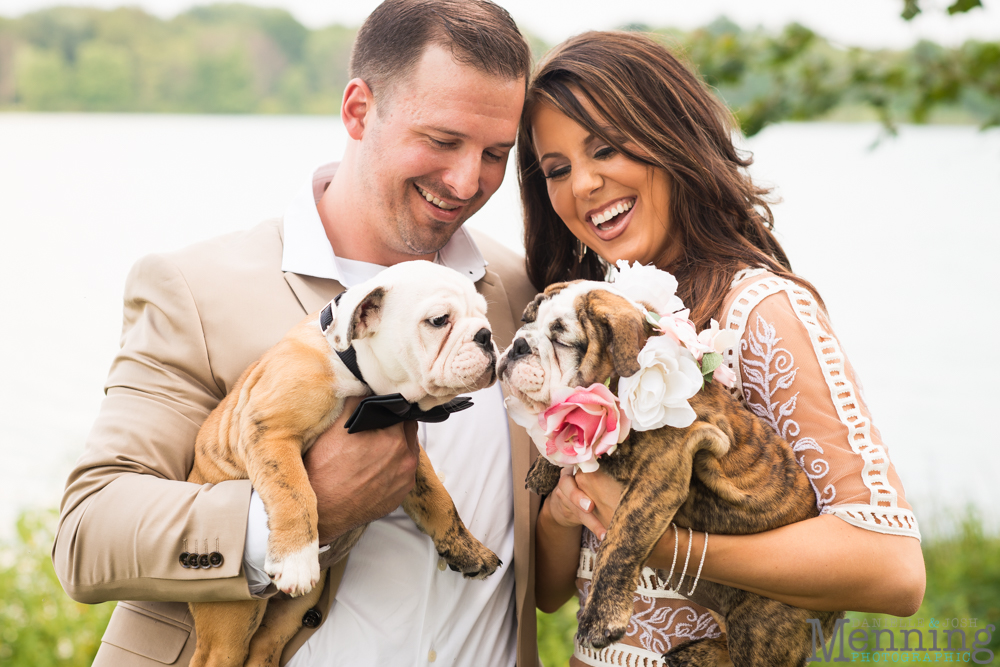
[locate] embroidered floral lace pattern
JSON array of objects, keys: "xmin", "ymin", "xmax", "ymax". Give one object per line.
[
  {"xmin": 570, "ymin": 271, "xmax": 920, "ymax": 666},
  {"xmin": 721, "ymin": 273, "xmax": 919, "ymax": 539}
]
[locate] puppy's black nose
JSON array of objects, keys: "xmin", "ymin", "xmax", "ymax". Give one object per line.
[
  {"xmin": 474, "ymin": 328, "xmax": 492, "ymax": 349},
  {"xmin": 508, "ymin": 337, "xmax": 531, "ymax": 361}
]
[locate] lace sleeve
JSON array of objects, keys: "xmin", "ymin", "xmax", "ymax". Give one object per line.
[{"xmin": 718, "ymin": 271, "xmax": 920, "ymax": 540}]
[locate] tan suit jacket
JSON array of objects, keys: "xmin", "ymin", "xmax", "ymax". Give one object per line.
[{"xmin": 52, "ymin": 218, "xmax": 540, "ymax": 666}]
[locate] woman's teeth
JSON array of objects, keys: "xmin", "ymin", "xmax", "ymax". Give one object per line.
[
  {"xmin": 416, "ymin": 185, "xmax": 459, "ymax": 210},
  {"xmin": 590, "ymin": 199, "xmax": 633, "ymax": 226}
]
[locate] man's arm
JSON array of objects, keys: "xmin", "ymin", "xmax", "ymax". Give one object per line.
[
  {"xmin": 54, "ymin": 253, "xmax": 422, "ymax": 604},
  {"xmin": 53, "ymin": 253, "xmax": 253, "ymax": 603}
]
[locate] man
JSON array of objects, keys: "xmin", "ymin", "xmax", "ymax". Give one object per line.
[{"xmin": 52, "ymin": 1, "xmax": 540, "ymax": 664}]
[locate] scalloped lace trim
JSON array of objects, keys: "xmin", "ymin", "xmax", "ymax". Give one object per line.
[
  {"xmin": 574, "ymin": 641, "xmax": 668, "ymax": 667},
  {"xmin": 722, "ymin": 275, "xmax": 920, "ymax": 541}
]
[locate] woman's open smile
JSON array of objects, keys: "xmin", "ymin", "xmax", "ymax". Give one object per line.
[{"xmin": 530, "ymin": 100, "xmax": 675, "ymax": 267}]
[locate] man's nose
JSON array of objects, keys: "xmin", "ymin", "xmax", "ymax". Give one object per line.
[
  {"xmin": 442, "ymin": 151, "xmax": 481, "ymax": 201},
  {"xmin": 507, "ymin": 337, "xmax": 531, "ymax": 361}
]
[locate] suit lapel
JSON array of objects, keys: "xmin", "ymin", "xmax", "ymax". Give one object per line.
[{"xmin": 284, "ymin": 272, "xmax": 344, "ymax": 316}]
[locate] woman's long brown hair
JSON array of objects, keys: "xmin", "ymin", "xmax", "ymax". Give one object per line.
[{"xmin": 518, "ymin": 30, "xmax": 822, "ymax": 329}]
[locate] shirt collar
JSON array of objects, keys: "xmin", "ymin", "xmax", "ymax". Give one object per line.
[{"xmin": 281, "ymin": 162, "xmax": 487, "ymax": 288}]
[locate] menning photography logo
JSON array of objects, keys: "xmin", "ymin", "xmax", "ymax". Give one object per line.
[{"xmin": 808, "ymin": 617, "xmax": 996, "ymax": 664}]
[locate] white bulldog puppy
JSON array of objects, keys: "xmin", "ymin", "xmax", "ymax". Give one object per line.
[
  {"xmin": 186, "ymin": 259, "xmax": 501, "ymax": 667},
  {"xmin": 329, "ymin": 259, "xmax": 497, "ymax": 408}
]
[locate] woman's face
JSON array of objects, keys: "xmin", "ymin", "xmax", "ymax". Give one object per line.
[{"xmin": 530, "ymin": 100, "xmax": 676, "ymax": 268}]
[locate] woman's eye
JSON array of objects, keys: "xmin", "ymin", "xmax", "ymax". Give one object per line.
[
  {"xmin": 544, "ymin": 165, "xmax": 570, "ymax": 180},
  {"xmin": 429, "ymin": 315, "xmax": 449, "ymax": 327},
  {"xmin": 595, "ymin": 146, "xmax": 616, "ymax": 159},
  {"xmin": 430, "ymin": 138, "xmax": 454, "ymax": 148}
]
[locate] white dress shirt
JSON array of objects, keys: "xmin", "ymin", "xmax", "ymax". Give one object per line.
[{"xmin": 243, "ymin": 165, "xmax": 517, "ymax": 667}]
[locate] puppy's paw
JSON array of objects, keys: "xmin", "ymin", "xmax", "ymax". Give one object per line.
[
  {"xmin": 265, "ymin": 541, "xmax": 320, "ymax": 597},
  {"xmin": 437, "ymin": 533, "xmax": 502, "ymax": 580},
  {"xmin": 662, "ymin": 636, "xmax": 731, "ymax": 667},
  {"xmin": 576, "ymin": 591, "xmax": 632, "ymax": 649},
  {"xmin": 525, "ymin": 456, "xmax": 561, "ymax": 496}
]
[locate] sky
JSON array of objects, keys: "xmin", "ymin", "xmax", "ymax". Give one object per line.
[{"xmin": 1, "ymin": 0, "xmax": 998, "ymax": 49}]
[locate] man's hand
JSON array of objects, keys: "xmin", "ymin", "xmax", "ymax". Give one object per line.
[{"xmin": 304, "ymin": 396, "xmax": 419, "ymax": 544}]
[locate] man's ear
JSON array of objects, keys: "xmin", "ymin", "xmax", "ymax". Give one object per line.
[
  {"xmin": 577, "ymin": 290, "xmax": 651, "ymax": 381},
  {"xmin": 342, "ymin": 78, "xmax": 375, "ymax": 140},
  {"xmin": 329, "ymin": 286, "xmax": 386, "ymax": 351}
]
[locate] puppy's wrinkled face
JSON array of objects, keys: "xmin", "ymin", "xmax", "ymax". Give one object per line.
[
  {"xmin": 327, "ymin": 261, "xmax": 497, "ymax": 408},
  {"xmin": 498, "ymin": 281, "xmax": 652, "ymax": 414}
]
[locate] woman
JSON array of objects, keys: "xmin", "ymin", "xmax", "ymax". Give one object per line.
[{"xmin": 518, "ymin": 31, "xmax": 925, "ymax": 665}]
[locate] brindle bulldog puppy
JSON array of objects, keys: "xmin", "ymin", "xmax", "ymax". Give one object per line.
[
  {"xmin": 187, "ymin": 261, "xmax": 502, "ymax": 667},
  {"xmin": 498, "ymin": 281, "xmax": 843, "ymax": 667}
]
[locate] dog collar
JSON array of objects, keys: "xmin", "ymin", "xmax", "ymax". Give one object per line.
[
  {"xmin": 321, "ymin": 293, "xmax": 366, "ymax": 386},
  {"xmin": 320, "ymin": 292, "xmax": 475, "ymax": 434}
]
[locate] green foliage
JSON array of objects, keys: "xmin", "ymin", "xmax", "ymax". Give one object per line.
[
  {"xmin": 1, "ymin": 3, "xmax": 999, "ymax": 134},
  {"xmin": 538, "ymin": 598, "xmax": 579, "ymax": 667},
  {"xmin": 0, "ymin": 509, "xmax": 114, "ymax": 666},
  {"xmin": 2, "ymin": 506, "xmax": 997, "ymax": 665},
  {"xmin": 537, "ymin": 512, "xmax": 1000, "ymax": 666}
]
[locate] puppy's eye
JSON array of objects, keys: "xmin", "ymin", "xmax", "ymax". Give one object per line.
[
  {"xmin": 428, "ymin": 314, "xmax": 449, "ymax": 328},
  {"xmin": 552, "ymin": 339, "xmax": 571, "ymax": 349}
]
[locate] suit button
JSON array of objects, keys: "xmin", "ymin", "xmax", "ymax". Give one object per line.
[
  {"xmin": 301, "ymin": 608, "xmax": 322, "ymax": 628},
  {"xmin": 209, "ymin": 552, "xmax": 224, "ymax": 567},
  {"xmin": 198, "ymin": 554, "xmax": 211, "ymax": 568},
  {"xmin": 179, "ymin": 552, "xmax": 192, "ymax": 568}
]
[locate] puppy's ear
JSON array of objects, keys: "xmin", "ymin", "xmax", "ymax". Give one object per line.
[
  {"xmin": 329, "ymin": 286, "xmax": 386, "ymax": 351},
  {"xmin": 577, "ymin": 290, "xmax": 653, "ymax": 382},
  {"xmin": 521, "ymin": 282, "xmax": 571, "ymax": 323}
]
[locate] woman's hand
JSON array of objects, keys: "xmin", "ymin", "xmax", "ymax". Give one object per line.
[
  {"xmin": 572, "ymin": 470, "xmax": 625, "ymax": 536},
  {"xmin": 544, "ymin": 468, "xmax": 619, "ymax": 537}
]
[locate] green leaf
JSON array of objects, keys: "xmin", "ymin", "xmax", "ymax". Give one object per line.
[
  {"xmin": 700, "ymin": 352, "xmax": 723, "ymax": 378},
  {"xmin": 947, "ymin": 0, "xmax": 982, "ymax": 15}
]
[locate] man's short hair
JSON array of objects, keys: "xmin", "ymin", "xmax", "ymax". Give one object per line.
[{"xmin": 349, "ymin": 0, "xmax": 531, "ymax": 102}]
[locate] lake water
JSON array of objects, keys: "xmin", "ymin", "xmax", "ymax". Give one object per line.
[{"xmin": 1, "ymin": 114, "xmax": 998, "ymax": 538}]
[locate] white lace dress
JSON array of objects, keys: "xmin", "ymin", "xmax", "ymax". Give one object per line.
[{"xmin": 570, "ymin": 270, "xmax": 921, "ymax": 667}]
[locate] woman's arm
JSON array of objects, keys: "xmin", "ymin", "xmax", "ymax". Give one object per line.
[
  {"xmin": 534, "ymin": 472, "xmax": 608, "ymax": 613},
  {"xmin": 573, "ymin": 472, "xmax": 925, "ymax": 616},
  {"xmin": 649, "ymin": 515, "xmax": 925, "ymax": 615}
]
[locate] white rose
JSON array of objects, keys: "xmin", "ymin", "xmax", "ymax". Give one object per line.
[
  {"xmin": 610, "ymin": 260, "xmax": 685, "ymax": 316},
  {"xmin": 618, "ymin": 335, "xmax": 704, "ymax": 431}
]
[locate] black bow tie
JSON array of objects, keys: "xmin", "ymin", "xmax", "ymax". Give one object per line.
[{"xmin": 345, "ymin": 394, "xmax": 475, "ymax": 434}]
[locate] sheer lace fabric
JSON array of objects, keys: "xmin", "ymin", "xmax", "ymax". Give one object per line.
[{"xmin": 568, "ymin": 271, "xmax": 919, "ymax": 666}]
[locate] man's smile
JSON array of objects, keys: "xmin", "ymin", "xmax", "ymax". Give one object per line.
[{"xmin": 415, "ymin": 184, "xmax": 460, "ymax": 211}]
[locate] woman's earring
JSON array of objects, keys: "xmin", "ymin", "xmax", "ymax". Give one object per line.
[{"xmin": 577, "ymin": 238, "xmax": 589, "ymax": 264}]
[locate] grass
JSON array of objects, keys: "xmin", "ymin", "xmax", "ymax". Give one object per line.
[{"xmin": 1, "ymin": 509, "xmax": 996, "ymax": 666}]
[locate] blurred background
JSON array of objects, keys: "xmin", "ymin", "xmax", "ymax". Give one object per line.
[{"xmin": 0, "ymin": 1, "xmax": 998, "ymax": 665}]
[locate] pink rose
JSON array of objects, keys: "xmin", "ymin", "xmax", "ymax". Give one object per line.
[
  {"xmin": 713, "ymin": 363, "xmax": 737, "ymax": 388},
  {"xmin": 657, "ymin": 310, "xmax": 705, "ymax": 356},
  {"xmin": 539, "ymin": 383, "xmax": 631, "ymax": 472}
]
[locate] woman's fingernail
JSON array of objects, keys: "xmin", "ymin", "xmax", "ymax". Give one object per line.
[
  {"xmin": 579, "ymin": 498, "xmax": 592, "ymax": 511},
  {"xmin": 599, "ymin": 531, "xmax": 606, "ymax": 541}
]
